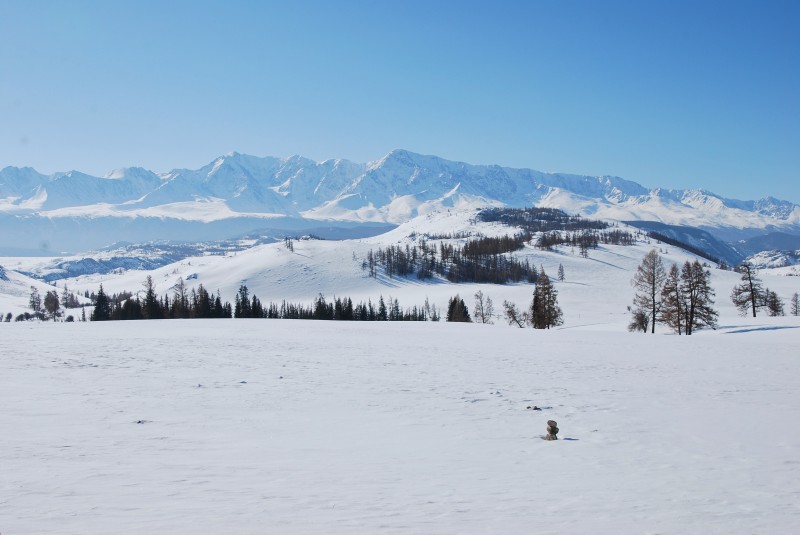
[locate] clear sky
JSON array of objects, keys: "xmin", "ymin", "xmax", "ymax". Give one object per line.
[{"xmin": 1, "ymin": 0, "xmax": 798, "ymax": 202}]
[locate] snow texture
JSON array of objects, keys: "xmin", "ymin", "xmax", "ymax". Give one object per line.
[
  {"xmin": 2, "ymin": 319, "xmax": 799, "ymax": 534},
  {"xmin": 2, "ymin": 208, "xmax": 800, "ymax": 533}
]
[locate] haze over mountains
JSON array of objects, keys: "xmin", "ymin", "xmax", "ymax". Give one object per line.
[{"xmin": 2, "ymin": 149, "xmax": 798, "ymax": 255}]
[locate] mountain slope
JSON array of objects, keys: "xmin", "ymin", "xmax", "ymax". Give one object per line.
[{"xmin": 2, "ymin": 150, "xmax": 798, "ymax": 253}]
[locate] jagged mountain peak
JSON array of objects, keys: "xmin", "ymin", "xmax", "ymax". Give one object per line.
[{"xmin": 1, "ymin": 151, "xmax": 798, "ymax": 248}]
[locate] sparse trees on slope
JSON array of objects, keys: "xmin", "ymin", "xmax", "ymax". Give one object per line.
[
  {"xmin": 530, "ymin": 271, "xmax": 563, "ymax": 329},
  {"xmin": 631, "ymin": 249, "xmax": 667, "ymax": 333},
  {"xmin": 731, "ymin": 262, "xmax": 764, "ymax": 317}
]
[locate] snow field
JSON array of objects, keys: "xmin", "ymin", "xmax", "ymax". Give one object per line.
[{"xmin": 2, "ymin": 319, "xmax": 799, "ymax": 533}]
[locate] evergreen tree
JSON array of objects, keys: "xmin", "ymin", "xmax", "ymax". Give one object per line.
[
  {"xmin": 235, "ymin": 284, "xmax": 251, "ymax": 318},
  {"xmin": 791, "ymin": 292, "xmax": 799, "ymax": 317},
  {"xmin": 446, "ymin": 295, "xmax": 471, "ymax": 322},
  {"xmin": 530, "ymin": 272, "xmax": 563, "ymax": 329},
  {"xmin": 765, "ymin": 290, "xmax": 785, "ymax": 316},
  {"xmin": 631, "ymin": 249, "xmax": 667, "ymax": 333},
  {"xmin": 659, "ymin": 264, "xmax": 684, "ymax": 334},
  {"xmin": 142, "ymin": 275, "xmax": 161, "ymax": 320},
  {"xmin": 377, "ymin": 296, "xmax": 388, "ymax": 321},
  {"xmin": 557, "ymin": 263, "xmax": 565, "ymax": 282},
  {"xmin": 44, "ymin": 290, "xmax": 60, "ymax": 321},
  {"xmin": 731, "ymin": 262, "xmax": 764, "ymax": 317},
  {"xmin": 91, "ymin": 284, "xmax": 112, "ymax": 321},
  {"xmin": 680, "ymin": 260, "xmax": 717, "ymax": 335},
  {"xmin": 171, "ymin": 277, "xmax": 190, "ymax": 319},
  {"xmin": 29, "ymin": 286, "xmax": 42, "ymax": 313}
]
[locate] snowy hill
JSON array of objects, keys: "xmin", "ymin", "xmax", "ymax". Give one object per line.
[
  {"xmin": 3, "ymin": 209, "xmax": 798, "ymax": 328},
  {"xmin": 3, "ymin": 209, "xmax": 799, "ymax": 533},
  {"xmin": 2, "ymin": 150, "xmax": 798, "ymax": 253}
]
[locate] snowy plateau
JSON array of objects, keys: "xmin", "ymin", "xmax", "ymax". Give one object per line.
[{"xmin": 1, "ymin": 153, "xmax": 800, "ymax": 533}]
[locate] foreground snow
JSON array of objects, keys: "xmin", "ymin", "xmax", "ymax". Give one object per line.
[{"xmin": 2, "ymin": 319, "xmax": 798, "ymax": 533}]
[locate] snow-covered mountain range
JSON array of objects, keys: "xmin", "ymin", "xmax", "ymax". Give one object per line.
[{"xmin": 2, "ymin": 149, "xmax": 798, "ymax": 253}]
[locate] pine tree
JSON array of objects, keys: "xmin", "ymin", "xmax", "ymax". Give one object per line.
[
  {"xmin": 29, "ymin": 286, "xmax": 42, "ymax": 313},
  {"xmin": 557, "ymin": 263, "xmax": 565, "ymax": 282},
  {"xmin": 631, "ymin": 249, "xmax": 667, "ymax": 333},
  {"xmin": 91, "ymin": 284, "xmax": 112, "ymax": 321},
  {"xmin": 765, "ymin": 290, "xmax": 785, "ymax": 316},
  {"xmin": 446, "ymin": 295, "xmax": 471, "ymax": 322},
  {"xmin": 791, "ymin": 292, "xmax": 799, "ymax": 316},
  {"xmin": 44, "ymin": 290, "xmax": 60, "ymax": 321},
  {"xmin": 530, "ymin": 272, "xmax": 563, "ymax": 329},
  {"xmin": 680, "ymin": 260, "xmax": 717, "ymax": 335},
  {"xmin": 235, "ymin": 284, "xmax": 251, "ymax": 318},
  {"xmin": 377, "ymin": 296, "xmax": 388, "ymax": 321},
  {"xmin": 731, "ymin": 262, "xmax": 764, "ymax": 317},
  {"xmin": 659, "ymin": 264, "xmax": 684, "ymax": 334},
  {"xmin": 142, "ymin": 275, "xmax": 161, "ymax": 320}
]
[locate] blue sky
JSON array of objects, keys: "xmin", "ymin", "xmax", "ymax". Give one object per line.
[{"xmin": 1, "ymin": 0, "xmax": 798, "ymax": 202}]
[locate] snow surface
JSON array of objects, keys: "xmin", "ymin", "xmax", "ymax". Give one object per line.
[
  {"xmin": 3, "ymin": 209, "xmax": 800, "ymax": 533},
  {"xmin": 2, "ymin": 318, "xmax": 799, "ymax": 534}
]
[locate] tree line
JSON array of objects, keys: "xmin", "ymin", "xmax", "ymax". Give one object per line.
[
  {"xmin": 233, "ymin": 285, "xmax": 443, "ymax": 321},
  {"xmin": 90, "ymin": 277, "xmax": 232, "ymax": 321},
  {"xmin": 363, "ymin": 234, "xmax": 540, "ymax": 283},
  {"xmin": 477, "ymin": 206, "xmax": 610, "ymax": 233}
]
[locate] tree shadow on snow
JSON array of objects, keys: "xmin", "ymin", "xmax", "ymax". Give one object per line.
[{"xmin": 725, "ymin": 325, "xmax": 800, "ymax": 334}]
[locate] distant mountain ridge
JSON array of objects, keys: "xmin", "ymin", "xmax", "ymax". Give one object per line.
[{"xmin": 2, "ymin": 149, "xmax": 799, "ymax": 253}]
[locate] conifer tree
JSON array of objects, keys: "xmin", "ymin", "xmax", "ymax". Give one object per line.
[
  {"xmin": 765, "ymin": 290, "xmax": 785, "ymax": 316},
  {"xmin": 235, "ymin": 284, "xmax": 251, "ymax": 318},
  {"xmin": 731, "ymin": 262, "xmax": 764, "ymax": 317},
  {"xmin": 659, "ymin": 264, "xmax": 684, "ymax": 334},
  {"xmin": 680, "ymin": 260, "xmax": 717, "ymax": 335},
  {"xmin": 29, "ymin": 286, "xmax": 41, "ymax": 313},
  {"xmin": 91, "ymin": 284, "xmax": 112, "ymax": 321},
  {"xmin": 142, "ymin": 275, "xmax": 161, "ymax": 320},
  {"xmin": 44, "ymin": 290, "xmax": 60, "ymax": 321},
  {"xmin": 791, "ymin": 292, "xmax": 799, "ymax": 317},
  {"xmin": 631, "ymin": 249, "xmax": 667, "ymax": 333},
  {"xmin": 530, "ymin": 271, "xmax": 563, "ymax": 329},
  {"xmin": 377, "ymin": 296, "xmax": 388, "ymax": 321},
  {"xmin": 446, "ymin": 295, "xmax": 471, "ymax": 322}
]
